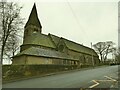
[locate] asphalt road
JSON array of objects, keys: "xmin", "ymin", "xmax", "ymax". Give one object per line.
[{"xmin": 3, "ymin": 65, "xmax": 119, "ymax": 88}]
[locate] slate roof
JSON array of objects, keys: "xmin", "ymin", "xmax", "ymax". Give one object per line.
[
  {"xmin": 48, "ymin": 33, "xmax": 60, "ymax": 46},
  {"xmin": 49, "ymin": 34, "xmax": 98, "ymax": 56},
  {"xmin": 15, "ymin": 47, "xmax": 79, "ymax": 60},
  {"xmin": 25, "ymin": 3, "xmax": 42, "ymax": 29},
  {"xmin": 23, "ymin": 33, "xmax": 56, "ymax": 49},
  {"xmin": 63, "ymin": 39, "xmax": 97, "ymax": 56}
]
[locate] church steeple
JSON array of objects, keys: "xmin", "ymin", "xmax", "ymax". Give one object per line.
[
  {"xmin": 25, "ymin": 3, "xmax": 42, "ymax": 29},
  {"xmin": 23, "ymin": 3, "xmax": 42, "ymax": 45}
]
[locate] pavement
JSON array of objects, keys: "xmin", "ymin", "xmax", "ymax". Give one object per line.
[{"xmin": 2, "ymin": 65, "xmax": 119, "ymax": 88}]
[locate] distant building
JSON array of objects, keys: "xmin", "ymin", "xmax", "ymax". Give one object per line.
[{"xmin": 12, "ymin": 4, "xmax": 100, "ymax": 65}]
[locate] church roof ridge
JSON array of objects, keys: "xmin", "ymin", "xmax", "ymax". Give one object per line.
[
  {"xmin": 48, "ymin": 33, "xmax": 89, "ymax": 49},
  {"xmin": 48, "ymin": 33, "xmax": 97, "ymax": 56}
]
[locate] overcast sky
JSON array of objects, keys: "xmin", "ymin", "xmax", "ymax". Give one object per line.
[{"xmin": 8, "ymin": 0, "xmax": 118, "ymax": 48}]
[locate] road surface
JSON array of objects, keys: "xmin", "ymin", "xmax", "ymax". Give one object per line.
[{"xmin": 3, "ymin": 65, "xmax": 119, "ymax": 88}]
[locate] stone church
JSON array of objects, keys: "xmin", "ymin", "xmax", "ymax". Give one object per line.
[{"xmin": 12, "ymin": 4, "xmax": 100, "ymax": 65}]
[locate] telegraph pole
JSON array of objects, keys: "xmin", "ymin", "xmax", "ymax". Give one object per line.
[
  {"xmin": 118, "ymin": 2, "xmax": 120, "ymax": 65},
  {"xmin": 91, "ymin": 42, "xmax": 94, "ymax": 67}
]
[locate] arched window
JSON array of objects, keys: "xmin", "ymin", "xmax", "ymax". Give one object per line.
[{"xmin": 33, "ymin": 28, "xmax": 38, "ymax": 33}]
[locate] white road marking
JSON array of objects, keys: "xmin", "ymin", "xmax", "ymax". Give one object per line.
[
  {"xmin": 105, "ymin": 76, "xmax": 118, "ymax": 88},
  {"xmin": 104, "ymin": 76, "xmax": 117, "ymax": 82},
  {"xmin": 89, "ymin": 76, "xmax": 118, "ymax": 88},
  {"xmin": 96, "ymin": 80, "xmax": 114, "ymax": 82},
  {"xmin": 89, "ymin": 80, "xmax": 99, "ymax": 88}
]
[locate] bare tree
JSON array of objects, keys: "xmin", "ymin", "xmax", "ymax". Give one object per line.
[
  {"xmin": 102, "ymin": 41, "xmax": 115, "ymax": 61},
  {"xmin": 0, "ymin": 2, "xmax": 24, "ymax": 64},
  {"xmin": 93, "ymin": 41, "xmax": 115, "ymax": 63},
  {"xmin": 93, "ymin": 42, "xmax": 106, "ymax": 62}
]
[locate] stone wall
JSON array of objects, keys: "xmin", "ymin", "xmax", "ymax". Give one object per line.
[
  {"xmin": 27, "ymin": 56, "xmax": 53, "ymax": 64},
  {"xmin": 67, "ymin": 49, "xmax": 99, "ymax": 66},
  {"xmin": 12, "ymin": 55, "xmax": 79, "ymax": 65},
  {"xmin": 12, "ymin": 55, "xmax": 27, "ymax": 64}
]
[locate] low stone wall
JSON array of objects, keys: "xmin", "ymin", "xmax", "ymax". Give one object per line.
[{"xmin": 2, "ymin": 64, "xmax": 80, "ymax": 83}]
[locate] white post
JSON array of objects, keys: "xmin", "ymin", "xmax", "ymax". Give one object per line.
[{"xmin": 118, "ymin": 2, "xmax": 120, "ymax": 48}]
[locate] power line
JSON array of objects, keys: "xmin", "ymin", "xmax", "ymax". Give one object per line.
[{"xmin": 66, "ymin": 0, "xmax": 86, "ymax": 35}]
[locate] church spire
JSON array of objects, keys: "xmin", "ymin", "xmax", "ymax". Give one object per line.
[{"xmin": 25, "ymin": 3, "xmax": 42, "ymax": 29}]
